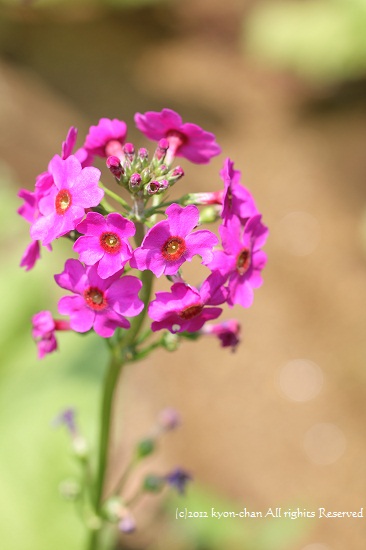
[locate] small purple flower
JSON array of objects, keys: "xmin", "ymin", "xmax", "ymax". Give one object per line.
[
  {"xmin": 118, "ymin": 514, "xmax": 136, "ymax": 534},
  {"xmin": 148, "ymin": 272, "xmax": 227, "ymax": 333},
  {"xmin": 221, "ymin": 158, "xmax": 258, "ymax": 224},
  {"xmin": 201, "ymin": 319, "xmax": 241, "ymax": 351},
  {"xmin": 55, "ymin": 259, "xmax": 143, "ymax": 338},
  {"xmin": 74, "ymin": 212, "xmax": 135, "ymax": 279},
  {"xmin": 165, "ymin": 468, "xmax": 192, "ymax": 494},
  {"xmin": 130, "ymin": 203, "xmax": 218, "ymax": 277},
  {"xmin": 157, "ymin": 407, "xmax": 181, "ymax": 431},
  {"xmin": 84, "ymin": 118, "xmax": 127, "ymax": 158},
  {"xmin": 134, "ymin": 108, "xmax": 221, "ymax": 164},
  {"xmin": 53, "ymin": 408, "xmax": 77, "ymax": 436},
  {"xmin": 30, "ymin": 155, "xmax": 103, "ymax": 246},
  {"xmin": 209, "ymin": 215, "xmax": 268, "ymax": 308},
  {"xmin": 32, "ymin": 310, "xmax": 70, "ymax": 359}
]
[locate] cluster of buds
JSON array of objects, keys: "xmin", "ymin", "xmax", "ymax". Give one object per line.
[
  {"xmin": 18, "ymin": 107, "xmax": 267, "ymax": 356},
  {"xmin": 56, "ymin": 406, "xmax": 190, "ymax": 534}
]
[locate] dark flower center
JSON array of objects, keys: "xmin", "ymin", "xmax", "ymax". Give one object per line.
[
  {"xmin": 167, "ymin": 129, "xmax": 187, "ymax": 146},
  {"xmin": 179, "ymin": 304, "xmax": 203, "ymax": 320},
  {"xmin": 162, "ymin": 236, "xmax": 186, "ymax": 261},
  {"xmin": 55, "ymin": 189, "xmax": 72, "ymax": 215},
  {"xmin": 83, "ymin": 287, "xmax": 107, "ymax": 311},
  {"xmin": 100, "ymin": 232, "xmax": 121, "ymax": 254},
  {"xmin": 236, "ymin": 248, "xmax": 251, "ymax": 275}
]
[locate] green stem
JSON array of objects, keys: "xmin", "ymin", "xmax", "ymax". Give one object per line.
[
  {"xmin": 87, "ymin": 222, "xmax": 154, "ymax": 550},
  {"xmin": 94, "ymin": 349, "xmax": 124, "ymax": 512},
  {"xmin": 99, "ymin": 182, "xmax": 130, "ymax": 211}
]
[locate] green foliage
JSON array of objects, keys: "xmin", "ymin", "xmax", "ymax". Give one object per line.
[
  {"xmin": 0, "ymin": 170, "xmax": 108, "ymax": 550},
  {"xmin": 245, "ymin": 0, "xmax": 366, "ymax": 84}
]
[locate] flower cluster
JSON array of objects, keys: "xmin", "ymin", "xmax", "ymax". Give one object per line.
[{"xmin": 18, "ymin": 108, "xmax": 268, "ymax": 357}]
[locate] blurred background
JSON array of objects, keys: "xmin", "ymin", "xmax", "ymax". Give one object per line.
[{"xmin": 1, "ymin": 0, "xmax": 366, "ymax": 549}]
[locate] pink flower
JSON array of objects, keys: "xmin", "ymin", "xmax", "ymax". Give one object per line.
[
  {"xmin": 201, "ymin": 319, "xmax": 241, "ymax": 351},
  {"xmin": 32, "ymin": 310, "xmax": 70, "ymax": 359},
  {"xmin": 148, "ymin": 272, "xmax": 227, "ymax": 333},
  {"xmin": 221, "ymin": 158, "xmax": 258, "ymax": 224},
  {"xmin": 130, "ymin": 203, "xmax": 218, "ymax": 277},
  {"xmin": 55, "ymin": 259, "xmax": 144, "ymax": 338},
  {"xmin": 74, "ymin": 212, "xmax": 135, "ymax": 279},
  {"xmin": 62, "ymin": 126, "xmax": 94, "ymax": 167},
  {"xmin": 30, "ymin": 155, "xmax": 103, "ymax": 246},
  {"xmin": 134, "ymin": 108, "xmax": 221, "ymax": 164},
  {"xmin": 84, "ymin": 118, "xmax": 127, "ymax": 158},
  {"xmin": 18, "ymin": 189, "xmax": 51, "ymax": 270},
  {"xmin": 209, "ymin": 215, "xmax": 268, "ymax": 308}
]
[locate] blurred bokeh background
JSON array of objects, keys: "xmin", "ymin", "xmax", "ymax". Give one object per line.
[{"xmin": 1, "ymin": 0, "xmax": 366, "ymax": 549}]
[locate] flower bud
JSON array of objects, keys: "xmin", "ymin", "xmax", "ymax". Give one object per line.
[
  {"xmin": 123, "ymin": 142, "xmax": 135, "ymax": 164},
  {"xmin": 161, "ymin": 331, "xmax": 179, "ymax": 351},
  {"xmin": 157, "ymin": 407, "xmax": 181, "ymax": 431},
  {"xmin": 129, "ymin": 173, "xmax": 142, "ymax": 191},
  {"xmin": 59, "ymin": 479, "xmax": 81, "ymax": 501},
  {"xmin": 136, "ymin": 438, "xmax": 155, "ymax": 458},
  {"xmin": 106, "ymin": 156, "xmax": 124, "ymax": 181},
  {"xmin": 141, "ymin": 167, "xmax": 152, "ymax": 184},
  {"xmin": 166, "ymin": 165, "xmax": 184, "ymax": 186},
  {"xmin": 119, "ymin": 514, "xmax": 136, "ymax": 534},
  {"xmin": 199, "ymin": 206, "xmax": 221, "ymax": 224},
  {"xmin": 72, "ymin": 435, "xmax": 89, "ymax": 459},
  {"xmin": 143, "ymin": 474, "xmax": 164, "ymax": 493}
]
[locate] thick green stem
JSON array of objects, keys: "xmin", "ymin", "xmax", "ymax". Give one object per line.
[
  {"xmin": 86, "ymin": 221, "xmax": 154, "ymax": 550},
  {"xmin": 93, "ymin": 349, "xmax": 124, "ymax": 511}
]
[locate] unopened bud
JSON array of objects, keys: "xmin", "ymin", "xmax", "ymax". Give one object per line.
[
  {"xmin": 129, "ymin": 173, "xmax": 142, "ymax": 190},
  {"xmin": 123, "ymin": 142, "xmax": 135, "ymax": 164},
  {"xmin": 138, "ymin": 147, "xmax": 148, "ymax": 162},
  {"xmin": 167, "ymin": 165, "xmax": 184, "ymax": 185},
  {"xmin": 143, "ymin": 474, "xmax": 164, "ymax": 493},
  {"xmin": 72, "ymin": 435, "xmax": 89, "ymax": 459},
  {"xmin": 199, "ymin": 206, "xmax": 221, "ymax": 224},
  {"xmin": 162, "ymin": 331, "xmax": 179, "ymax": 352},
  {"xmin": 157, "ymin": 408, "xmax": 181, "ymax": 431},
  {"xmin": 106, "ymin": 156, "xmax": 124, "ymax": 181},
  {"xmin": 103, "ymin": 497, "xmax": 123, "ymax": 522},
  {"xmin": 136, "ymin": 438, "xmax": 155, "ymax": 458},
  {"xmin": 59, "ymin": 479, "xmax": 81, "ymax": 501},
  {"xmin": 141, "ymin": 167, "xmax": 152, "ymax": 184},
  {"xmin": 155, "ymin": 164, "xmax": 169, "ymax": 176},
  {"xmin": 119, "ymin": 514, "xmax": 136, "ymax": 534}
]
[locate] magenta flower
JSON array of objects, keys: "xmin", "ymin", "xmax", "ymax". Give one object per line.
[
  {"xmin": 134, "ymin": 108, "xmax": 221, "ymax": 164},
  {"xmin": 18, "ymin": 189, "xmax": 52, "ymax": 270},
  {"xmin": 201, "ymin": 319, "xmax": 241, "ymax": 351},
  {"xmin": 221, "ymin": 158, "xmax": 258, "ymax": 224},
  {"xmin": 32, "ymin": 310, "xmax": 70, "ymax": 359},
  {"xmin": 30, "ymin": 155, "xmax": 103, "ymax": 246},
  {"xmin": 62, "ymin": 126, "xmax": 94, "ymax": 167},
  {"xmin": 55, "ymin": 259, "xmax": 144, "ymax": 338},
  {"xmin": 20, "ymin": 240, "xmax": 41, "ymax": 271},
  {"xmin": 74, "ymin": 212, "xmax": 135, "ymax": 279},
  {"xmin": 148, "ymin": 272, "xmax": 227, "ymax": 333},
  {"xmin": 130, "ymin": 203, "xmax": 218, "ymax": 277},
  {"xmin": 84, "ymin": 118, "xmax": 127, "ymax": 158},
  {"xmin": 209, "ymin": 215, "xmax": 268, "ymax": 308}
]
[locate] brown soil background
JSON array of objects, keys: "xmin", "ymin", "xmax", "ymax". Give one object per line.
[{"xmin": 1, "ymin": 1, "xmax": 366, "ymax": 549}]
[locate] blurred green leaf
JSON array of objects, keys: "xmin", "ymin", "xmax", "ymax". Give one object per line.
[
  {"xmin": 0, "ymin": 169, "xmax": 108, "ymax": 550},
  {"xmin": 245, "ymin": 0, "xmax": 366, "ymax": 84}
]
